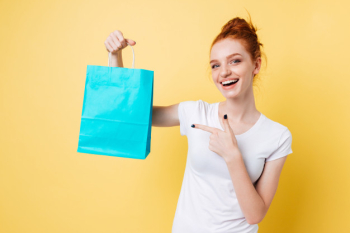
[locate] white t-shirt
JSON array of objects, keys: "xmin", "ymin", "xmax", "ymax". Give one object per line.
[{"xmin": 172, "ymin": 99, "xmax": 293, "ymax": 233}]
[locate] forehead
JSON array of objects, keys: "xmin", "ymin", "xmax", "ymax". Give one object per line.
[{"xmin": 210, "ymin": 38, "xmax": 247, "ymax": 59}]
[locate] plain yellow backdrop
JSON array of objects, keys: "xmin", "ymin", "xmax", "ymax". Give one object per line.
[{"xmin": 1, "ymin": 0, "xmax": 350, "ymax": 232}]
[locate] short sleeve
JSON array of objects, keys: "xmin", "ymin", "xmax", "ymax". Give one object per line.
[
  {"xmin": 178, "ymin": 101, "xmax": 196, "ymax": 136},
  {"xmin": 266, "ymin": 128, "xmax": 293, "ymax": 162}
]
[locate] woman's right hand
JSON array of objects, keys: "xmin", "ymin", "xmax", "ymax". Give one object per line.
[{"xmin": 104, "ymin": 30, "xmax": 136, "ymax": 55}]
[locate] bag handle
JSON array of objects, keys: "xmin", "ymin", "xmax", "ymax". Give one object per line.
[{"xmin": 108, "ymin": 42, "xmax": 135, "ymax": 68}]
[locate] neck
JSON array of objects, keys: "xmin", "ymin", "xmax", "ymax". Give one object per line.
[{"xmin": 223, "ymin": 85, "xmax": 258, "ymax": 123}]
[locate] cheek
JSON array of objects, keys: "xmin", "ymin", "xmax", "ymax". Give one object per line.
[
  {"xmin": 234, "ymin": 66, "xmax": 247, "ymax": 76},
  {"xmin": 212, "ymin": 74, "xmax": 220, "ymax": 83}
]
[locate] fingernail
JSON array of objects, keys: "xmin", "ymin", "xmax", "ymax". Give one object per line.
[
  {"xmin": 224, "ymin": 114, "xmax": 227, "ymax": 119},
  {"xmin": 191, "ymin": 124, "xmax": 195, "ymax": 128}
]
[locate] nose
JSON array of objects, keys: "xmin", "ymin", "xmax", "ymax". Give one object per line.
[{"xmin": 220, "ymin": 64, "xmax": 232, "ymax": 78}]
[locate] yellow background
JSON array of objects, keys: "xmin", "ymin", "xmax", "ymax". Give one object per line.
[{"xmin": 1, "ymin": 0, "xmax": 349, "ymax": 232}]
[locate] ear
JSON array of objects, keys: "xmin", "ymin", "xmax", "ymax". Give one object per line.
[{"xmin": 253, "ymin": 57, "xmax": 261, "ymax": 76}]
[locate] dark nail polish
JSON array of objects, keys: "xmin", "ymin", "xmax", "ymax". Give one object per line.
[
  {"xmin": 224, "ymin": 114, "xmax": 227, "ymax": 119},
  {"xmin": 191, "ymin": 124, "xmax": 195, "ymax": 128}
]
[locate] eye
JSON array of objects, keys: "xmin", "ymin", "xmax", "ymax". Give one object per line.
[
  {"xmin": 211, "ymin": 60, "xmax": 241, "ymax": 69},
  {"xmin": 231, "ymin": 59, "xmax": 241, "ymax": 64}
]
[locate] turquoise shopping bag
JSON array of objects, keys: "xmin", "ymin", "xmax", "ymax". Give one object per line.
[{"xmin": 77, "ymin": 45, "xmax": 154, "ymax": 160}]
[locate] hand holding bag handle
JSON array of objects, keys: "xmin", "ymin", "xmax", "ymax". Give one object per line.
[{"xmin": 108, "ymin": 42, "xmax": 135, "ymax": 68}]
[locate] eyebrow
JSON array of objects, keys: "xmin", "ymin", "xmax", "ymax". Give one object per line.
[{"xmin": 210, "ymin": 53, "xmax": 242, "ymax": 63}]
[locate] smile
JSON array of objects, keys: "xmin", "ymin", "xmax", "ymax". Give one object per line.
[{"xmin": 221, "ymin": 79, "xmax": 239, "ymax": 89}]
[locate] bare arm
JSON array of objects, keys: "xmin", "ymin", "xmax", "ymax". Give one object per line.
[
  {"xmin": 152, "ymin": 104, "xmax": 180, "ymax": 127},
  {"xmin": 109, "ymin": 51, "xmax": 124, "ymax": 67},
  {"xmin": 225, "ymin": 155, "xmax": 288, "ymax": 224}
]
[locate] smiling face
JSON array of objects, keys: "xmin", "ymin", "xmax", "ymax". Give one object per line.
[{"xmin": 210, "ymin": 38, "xmax": 261, "ymax": 99}]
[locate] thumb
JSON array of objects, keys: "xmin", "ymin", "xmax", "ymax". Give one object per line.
[
  {"xmin": 126, "ymin": 39, "xmax": 136, "ymax": 46},
  {"xmin": 223, "ymin": 114, "xmax": 233, "ymax": 133}
]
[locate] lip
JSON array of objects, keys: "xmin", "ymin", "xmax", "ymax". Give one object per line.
[
  {"xmin": 220, "ymin": 78, "xmax": 239, "ymax": 84},
  {"xmin": 221, "ymin": 79, "xmax": 239, "ymax": 90}
]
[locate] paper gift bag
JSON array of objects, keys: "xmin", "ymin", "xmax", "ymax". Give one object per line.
[{"xmin": 77, "ymin": 44, "xmax": 154, "ymax": 160}]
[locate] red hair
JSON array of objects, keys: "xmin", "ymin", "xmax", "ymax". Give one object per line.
[{"xmin": 209, "ymin": 11, "xmax": 267, "ymax": 83}]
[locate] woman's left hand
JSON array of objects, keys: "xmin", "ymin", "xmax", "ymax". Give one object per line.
[{"xmin": 192, "ymin": 115, "xmax": 241, "ymax": 161}]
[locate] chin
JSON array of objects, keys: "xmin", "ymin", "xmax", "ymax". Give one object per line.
[
  {"xmin": 220, "ymin": 86, "xmax": 241, "ymax": 97},
  {"xmin": 224, "ymin": 93, "xmax": 239, "ymax": 99}
]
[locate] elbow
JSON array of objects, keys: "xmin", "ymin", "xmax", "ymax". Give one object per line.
[
  {"xmin": 247, "ymin": 202, "xmax": 268, "ymax": 225},
  {"xmin": 247, "ymin": 217, "xmax": 262, "ymax": 225},
  {"xmin": 246, "ymin": 211, "xmax": 266, "ymax": 225},
  {"xmin": 246, "ymin": 217, "xmax": 258, "ymax": 225}
]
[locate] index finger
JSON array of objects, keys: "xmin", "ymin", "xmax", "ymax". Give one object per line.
[{"xmin": 192, "ymin": 124, "xmax": 217, "ymax": 134}]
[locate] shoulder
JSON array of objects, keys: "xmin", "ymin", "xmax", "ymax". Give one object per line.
[
  {"xmin": 178, "ymin": 100, "xmax": 216, "ymax": 135},
  {"xmin": 179, "ymin": 99, "xmax": 212, "ymax": 111},
  {"xmin": 178, "ymin": 99, "xmax": 208, "ymax": 136},
  {"xmin": 260, "ymin": 115, "xmax": 293, "ymax": 162},
  {"xmin": 259, "ymin": 115, "xmax": 293, "ymax": 150},
  {"xmin": 261, "ymin": 115, "xmax": 292, "ymax": 138},
  {"xmin": 178, "ymin": 100, "xmax": 198, "ymax": 109}
]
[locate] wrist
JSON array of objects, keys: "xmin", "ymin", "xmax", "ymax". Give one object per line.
[
  {"xmin": 109, "ymin": 51, "xmax": 123, "ymax": 67},
  {"xmin": 110, "ymin": 50, "xmax": 122, "ymax": 57},
  {"xmin": 224, "ymin": 149, "xmax": 242, "ymax": 163}
]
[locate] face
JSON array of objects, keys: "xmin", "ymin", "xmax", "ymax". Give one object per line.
[{"xmin": 210, "ymin": 38, "xmax": 261, "ymax": 99}]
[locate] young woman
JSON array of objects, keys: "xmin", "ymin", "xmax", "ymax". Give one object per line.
[{"xmin": 105, "ymin": 15, "xmax": 293, "ymax": 233}]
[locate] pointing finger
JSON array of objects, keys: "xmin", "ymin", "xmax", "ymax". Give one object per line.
[{"xmin": 191, "ymin": 123, "xmax": 218, "ymax": 134}]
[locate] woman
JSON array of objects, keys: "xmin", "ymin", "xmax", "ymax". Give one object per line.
[{"xmin": 105, "ymin": 14, "xmax": 293, "ymax": 233}]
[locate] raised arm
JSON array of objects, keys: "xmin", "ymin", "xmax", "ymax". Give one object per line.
[{"xmin": 152, "ymin": 104, "xmax": 180, "ymax": 127}]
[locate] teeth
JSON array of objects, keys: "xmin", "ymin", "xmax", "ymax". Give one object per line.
[{"xmin": 222, "ymin": 79, "xmax": 238, "ymax": 84}]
